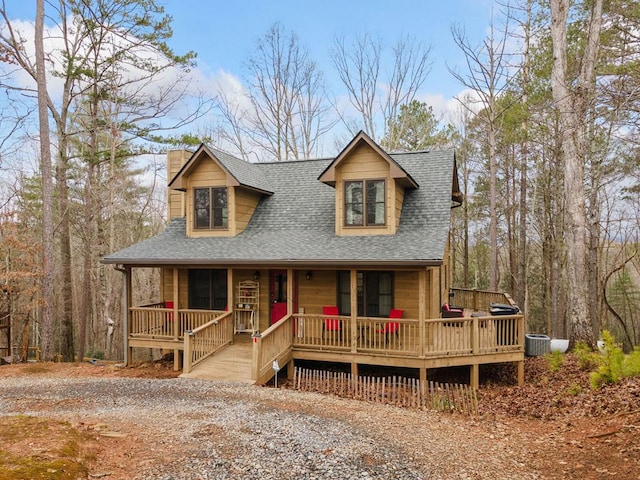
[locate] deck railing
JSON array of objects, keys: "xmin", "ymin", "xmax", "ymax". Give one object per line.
[
  {"xmin": 129, "ymin": 306, "xmax": 227, "ymax": 339},
  {"xmin": 183, "ymin": 311, "xmax": 233, "ymax": 373},
  {"xmin": 252, "ymin": 314, "xmax": 294, "ymax": 383},
  {"xmin": 449, "ymin": 288, "xmax": 517, "ymax": 311},
  {"xmin": 253, "ymin": 312, "xmax": 524, "ymax": 382}
]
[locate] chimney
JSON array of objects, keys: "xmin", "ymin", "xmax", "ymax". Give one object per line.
[{"xmin": 167, "ymin": 149, "xmax": 191, "ymax": 220}]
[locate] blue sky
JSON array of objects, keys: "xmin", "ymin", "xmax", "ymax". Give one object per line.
[
  {"xmin": 2, "ymin": 0, "xmax": 499, "ymax": 161},
  {"xmin": 163, "ymin": 0, "xmax": 494, "ymax": 99},
  {"xmin": 5, "ymin": 0, "xmax": 495, "ymax": 102}
]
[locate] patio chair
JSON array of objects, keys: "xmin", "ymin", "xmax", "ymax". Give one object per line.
[
  {"xmin": 322, "ymin": 306, "xmax": 341, "ymax": 338},
  {"xmin": 441, "ymin": 303, "xmax": 464, "ymax": 318},
  {"xmin": 376, "ymin": 308, "xmax": 403, "ymax": 343}
]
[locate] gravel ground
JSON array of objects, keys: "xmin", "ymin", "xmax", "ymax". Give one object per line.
[{"xmin": 0, "ymin": 375, "xmax": 543, "ymax": 479}]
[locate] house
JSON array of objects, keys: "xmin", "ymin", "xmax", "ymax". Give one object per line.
[{"xmin": 102, "ymin": 131, "xmax": 524, "ymax": 388}]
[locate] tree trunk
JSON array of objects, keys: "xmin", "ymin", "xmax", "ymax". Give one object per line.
[
  {"xmin": 549, "ymin": 0, "xmax": 603, "ymax": 344},
  {"xmin": 34, "ymin": 0, "xmax": 55, "ymax": 361},
  {"xmin": 56, "ymin": 134, "xmax": 75, "ymax": 362}
]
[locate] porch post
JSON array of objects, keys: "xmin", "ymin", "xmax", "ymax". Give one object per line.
[
  {"xmin": 172, "ymin": 268, "xmax": 180, "ymax": 371},
  {"xmin": 287, "ymin": 268, "xmax": 293, "ymax": 316},
  {"xmin": 471, "ymin": 316, "xmax": 479, "ymax": 355},
  {"xmin": 227, "ymin": 268, "xmax": 234, "ymax": 315},
  {"xmin": 418, "ymin": 269, "xmax": 426, "ymax": 358},
  {"xmin": 251, "ymin": 332, "xmax": 261, "ymax": 381},
  {"xmin": 470, "ymin": 364, "xmax": 479, "ymax": 390},
  {"xmin": 516, "ymin": 360, "xmax": 524, "ymax": 386},
  {"xmin": 123, "ymin": 266, "xmax": 132, "ymax": 366},
  {"xmin": 287, "ymin": 358, "xmax": 295, "ymax": 380},
  {"xmin": 350, "ymin": 269, "xmax": 358, "ymax": 354}
]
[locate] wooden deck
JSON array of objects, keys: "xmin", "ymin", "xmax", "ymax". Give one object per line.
[
  {"xmin": 126, "ymin": 289, "xmax": 525, "ymax": 388},
  {"xmin": 180, "ymin": 334, "xmax": 253, "ymax": 382}
]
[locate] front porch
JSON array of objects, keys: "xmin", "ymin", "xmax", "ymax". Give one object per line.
[{"xmin": 125, "ymin": 287, "xmax": 525, "ymax": 389}]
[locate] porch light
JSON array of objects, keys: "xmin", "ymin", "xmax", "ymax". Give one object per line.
[
  {"xmin": 253, "ymin": 270, "xmax": 260, "ymax": 280},
  {"xmin": 306, "ymin": 271, "xmax": 312, "ymax": 280}
]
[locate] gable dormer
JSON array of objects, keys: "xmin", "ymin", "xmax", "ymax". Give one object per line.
[
  {"xmin": 318, "ymin": 131, "xmax": 418, "ymax": 236},
  {"xmin": 168, "ymin": 144, "xmax": 273, "ymax": 238}
]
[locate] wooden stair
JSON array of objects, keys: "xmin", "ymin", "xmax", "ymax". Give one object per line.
[{"xmin": 180, "ymin": 334, "xmax": 254, "ymax": 383}]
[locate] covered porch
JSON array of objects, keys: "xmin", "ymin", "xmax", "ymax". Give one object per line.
[{"xmin": 121, "ymin": 264, "xmax": 524, "ymax": 389}]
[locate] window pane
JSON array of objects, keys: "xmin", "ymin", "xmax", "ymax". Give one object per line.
[
  {"xmin": 344, "ymin": 182, "xmax": 363, "ymax": 226},
  {"xmin": 194, "ymin": 188, "xmax": 210, "ymax": 229},
  {"xmin": 189, "ymin": 269, "xmax": 211, "ymax": 309},
  {"xmin": 366, "ymin": 180, "xmax": 385, "ymax": 225},
  {"xmin": 212, "ymin": 188, "xmax": 228, "ymax": 228},
  {"xmin": 337, "ymin": 271, "xmax": 350, "ymax": 314},
  {"xmin": 212, "ymin": 269, "xmax": 228, "ymax": 310},
  {"xmin": 378, "ymin": 273, "xmax": 392, "ymax": 316}
]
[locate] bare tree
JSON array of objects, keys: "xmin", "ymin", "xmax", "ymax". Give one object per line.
[
  {"xmin": 245, "ymin": 23, "xmax": 332, "ymax": 161},
  {"xmin": 450, "ymin": 16, "xmax": 515, "ymax": 291},
  {"xmin": 0, "ymin": 0, "xmax": 207, "ymax": 360},
  {"xmin": 331, "ymin": 32, "xmax": 432, "ymax": 142},
  {"xmin": 549, "ymin": 0, "xmax": 604, "ymax": 344}
]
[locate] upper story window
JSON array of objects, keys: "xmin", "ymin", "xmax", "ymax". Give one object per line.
[
  {"xmin": 344, "ymin": 179, "xmax": 385, "ymax": 226},
  {"xmin": 194, "ymin": 187, "xmax": 228, "ymax": 229}
]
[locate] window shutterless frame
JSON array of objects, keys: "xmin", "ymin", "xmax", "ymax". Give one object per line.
[
  {"xmin": 344, "ymin": 179, "xmax": 386, "ymax": 227},
  {"xmin": 194, "ymin": 187, "xmax": 228, "ymax": 230}
]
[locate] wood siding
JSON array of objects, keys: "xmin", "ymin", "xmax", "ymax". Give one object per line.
[
  {"xmin": 235, "ymin": 188, "xmax": 261, "ymax": 234},
  {"xmin": 335, "ymin": 143, "xmax": 400, "ymax": 236},
  {"xmin": 163, "ymin": 266, "xmax": 442, "ymax": 328},
  {"xmin": 297, "ymin": 270, "xmax": 339, "ymax": 315},
  {"xmin": 395, "ymin": 183, "xmax": 405, "ymax": 230},
  {"xmin": 167, "ymin": 150, "xmax": 190, "ymax": 220},
  {"xmin": 185, "ymin": 159, "xmax": 231, "ymax": 238},
  {"xmin": 394, "ymin": 271, "xmax": 420, "ymax": 318}
]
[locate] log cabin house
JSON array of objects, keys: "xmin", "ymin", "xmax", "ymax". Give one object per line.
[{"xmin": 102, "ymin": 131, "xmax": 525, "ymax": 388}]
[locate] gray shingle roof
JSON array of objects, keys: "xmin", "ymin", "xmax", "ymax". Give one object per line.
[
  {"xmin": 103, "ymin": 149, "xmax": 456, "ymax": 267},
  {"xmin": 207, "ymin": 145, "xmax": 273, "ymax": 194}
]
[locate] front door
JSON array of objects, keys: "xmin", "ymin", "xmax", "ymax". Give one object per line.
[{"xmin": 270, "ymin": 270, "xmax": 297, "ymax": 324}]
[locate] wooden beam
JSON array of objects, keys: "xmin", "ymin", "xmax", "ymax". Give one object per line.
[
  {"xmin": 516, "ymin": 360, "xmax": 524, "ymax": 386},
  {"xmin": 227, "ymin": 269, "xmax": 234, "ymax": 317},
  {"xmin": 419, "ymin": 269, "xmax": 426, "ymax": 357},
  {"xmin": 125, "ymin": 267, "xmax": 132, "ymax": 366},
  {"xmin": 470, "ymin": 364, "xmax": 479, "ymax": 390},
  {"xmin": 173, "ymin": 268, "xmax": 180, "ymax": 371},
  {"xmin": 287, "ymin": 268, "xmax": 293, "ymax": 316},
  {"xmin": 350, "ymin": 269, "xmax": 358, "ymax": 353}
]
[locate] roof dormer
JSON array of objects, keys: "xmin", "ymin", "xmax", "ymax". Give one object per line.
[
  {"xmin": 318, "ymin": 131, "xmax": 418, "ymax": 236},
  {"xmin": 168, "ymin": 144, "xmax": 273, "ymax": 238}
]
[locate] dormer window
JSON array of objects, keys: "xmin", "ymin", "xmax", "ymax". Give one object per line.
[
  {"xmin": 195, "ymin": 187, "xmax": 228, "ymax": 229},
  {"xmin": 344, "ymin": 179, "xmax": 386, "ymax": 226}
]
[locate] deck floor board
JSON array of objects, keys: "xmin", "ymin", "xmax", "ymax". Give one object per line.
[{"xmin": 180, "ymin": 334, "xmax": 253, "ymax": 383}]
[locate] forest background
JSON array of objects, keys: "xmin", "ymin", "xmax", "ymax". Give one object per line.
[{"xmin": 0, "ymin": 0, "xmax": 638, "ymax": 362}]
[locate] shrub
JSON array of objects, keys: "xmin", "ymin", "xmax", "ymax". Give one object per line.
[
  {"xmin": 622, "ymin": 347, "xmax": 640, "ymax": 378},
  {"xmin": 590, "ymin": 331, "xmax": 627, "ymax": 389},
  {"xmin": 545, "ymin": 351, "xmax": 564, "ymax": 373},
  {"xmin": 573, "ymin": 341, "xmax": 598, "ymax": 370},
  {"xmin": 85, "ymin": 349, "xmax": 105, "ymax": 360},
  {"xmin": 566, "ymin": 383, "xmax": 582, "ymax": 396}
]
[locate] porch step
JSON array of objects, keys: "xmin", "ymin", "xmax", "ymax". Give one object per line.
[{"xmin": 179, "ymin": 334, "xmax": 254, "ymax": 383}]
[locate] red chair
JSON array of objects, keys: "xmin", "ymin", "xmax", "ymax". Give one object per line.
[
  {"xmin": 441, "ymin": 303, "xmax": 464, "ymax": 318},
  {"xmin": 376, "ymin": 308, "xmax": 403, "ymax": 343},
  {"xmin": 165, "ymin": 301, "xmax": 174, "ymax": 320},
  {"xmin": 322, "ymin": 306, "xmax": 341, "ymax": 338}
]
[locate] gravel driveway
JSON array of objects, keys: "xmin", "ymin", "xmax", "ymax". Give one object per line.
[{"xmin": 0, "ymin": 375, "xmax": 542, "ymax": 479}]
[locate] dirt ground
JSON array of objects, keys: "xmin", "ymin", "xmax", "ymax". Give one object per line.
[{"xmin": 0, "ymin": 357, "xmax": 639, "ymax": 479}]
